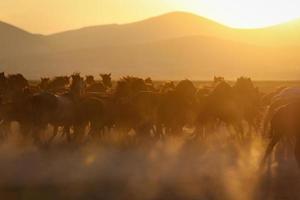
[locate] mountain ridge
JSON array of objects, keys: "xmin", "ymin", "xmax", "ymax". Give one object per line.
[{"xmin": 1, "ymin": 11, "xmax": 300, "ymax": 79}]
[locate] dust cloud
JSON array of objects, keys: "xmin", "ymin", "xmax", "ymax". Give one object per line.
[{"xmin": 0, "ymin": 127, "xmax": 299, "ymax": 200}]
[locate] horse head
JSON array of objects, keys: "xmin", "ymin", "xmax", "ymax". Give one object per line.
[
  {"xmin": 100, "ymin": 73, "xmax": 112, "ymax": 89},
  {"xmin": 175, "ymin": 79, "xmax": 197, "ymax": 99},
  {"xmin": 7, "ymin": 73, "xmax": 29, "ymax": 90},
  {"xmin": 0, "ymin": 72, "xmax": 5, "ymax": 81},
  {"xmin": 85, "ymin": 75, "xmax": 95, "ymax": 86},
  {"xmin": 213, "ymin": 76, "xmax": 225, "ymax": 85},
  {"xmin": 70, "ymin": 73, "xmax": 86, "ymax": 98}
]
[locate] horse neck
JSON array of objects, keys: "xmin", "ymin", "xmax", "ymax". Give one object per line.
[
  {"xmin": 70, "ymin": 81, "xmax": 85, "ymax": 100},
  {"xmin": 102, "ymin": 78, "xmax": 112, "ymax": 90}
]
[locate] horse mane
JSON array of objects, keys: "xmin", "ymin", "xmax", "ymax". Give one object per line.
[
  {"xmin": 211, "ymin": 80, "xmax": 233, "ymax": 98},
  {"xmin": 160, "ymin": 81, "xmax": 175, "ymax": 93},
  {"xmin": 115, "ymin": 76, "xmax": 148, "ymax": 99},
  {"xmin": 234, "ymin": 77, "xmax": 256, "ymax": 93},
  {"xmin": 0, "ymin": 72, "xmax": 5, "ymax": 80},
  {"xmin": 175, "ymin": 79, "xmax": 196, "ymax": 98},
  {"xmin": 100, "ymin": 73, "xmax": 112, "ymax": 88},
  {"xmin": 85, "ymin": 75, "xmax": 95, "ymax": 85},
  {"xmin": 47, "ymin": 76, "xmax": 70, "ymax": 89},
  {"xmin": 6, "ymin": 73, "xmax": 29, "ymax": 89},
  {"xmin": 213, "ymin": 76, "xmax": 225, "ymax": 85}
]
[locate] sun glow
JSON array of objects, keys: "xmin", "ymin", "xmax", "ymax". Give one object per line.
[
  {"xmin": 1, "ymin": 0, "xmax": 300, "ymax": 33},
  {"xmin": 168, "ymin": 0, "xmax": 300, "ymax": 28}
]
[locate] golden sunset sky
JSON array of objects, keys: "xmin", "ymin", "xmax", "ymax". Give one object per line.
[{"xmin": 1, "ymin": 0, "xmax": 300, "ymax": 34}]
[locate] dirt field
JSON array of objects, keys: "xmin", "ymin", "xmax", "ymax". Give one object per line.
[{"xmin": 0, "ymin": 128, "xmax": 299, "ymax": 200}]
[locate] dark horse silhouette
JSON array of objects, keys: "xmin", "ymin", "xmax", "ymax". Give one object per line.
[
  {"xmin": 262, "ymin": 100, "xmax": 300, "ymax": 168},
  {"xmin": 28, "ymin": 74, "xmax": 85, "ymax": 143}
]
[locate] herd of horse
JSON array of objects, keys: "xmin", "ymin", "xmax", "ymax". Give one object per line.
[{"xmin": 0, "ymin": 72, "xmax": 300, "ymax": 167}]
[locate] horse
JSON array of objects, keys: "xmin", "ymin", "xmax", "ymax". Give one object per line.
[
  {"xmin": 262, "ymin": 101, "xmax": 300, "ymax": 168},
  {"xmin": 0, "ymin": 73, "xmax": 29, "ymax": 102},
  {"xmin": 107, "ymin": 76, "xmax": 161, "ymax": 142},
  {"xmin": 85, "ymin": 75, "xmax": 96, "ymax": 86},
  {"xmin": 233, "ymin": 77, "xmax": 262, "ymax": 135},
  {"xmin": 86, "ymin": 73, "xmax": 112, "ymax": 94},
  {"xmin": 159, "ymin": 81, "xmax": 176, "ymax": 93},
  {"xmin": 39, "ymin": 76, "xmax": 70, "ymax": 94},
  {"xmin": 0, "ymin": 72, "xmax": 7, "ymax": 95},
  {"xmin": 156, "ymin": 80, "xmax": 197, "ymax": 137},
  {"xmin": 0, "ymin": 90, "xmax": 34, "ymax": 140},
  {"xmin": 262, "ymin": 87, "xmax": 300, "ymax": 137},
  {"xmin": 38, "ymin": 77, "xmax": 50, "ymax": 91},
  {"xmin": 194, "ymin": 80, "xmax": 245, "ymax": 139},
  {"xmin": 27, "ymin": 74, "xmax": 85, "ymax": 144}
]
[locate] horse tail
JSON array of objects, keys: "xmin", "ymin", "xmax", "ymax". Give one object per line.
[{"xmin": 260, "ymin": 122, "xmax": 280, "ymax": 169}]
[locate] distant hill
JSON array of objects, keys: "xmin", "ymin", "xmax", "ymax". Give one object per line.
[
  {"xmin": 46, "ymin": 12, "xmax": 300, "ymax": 49},
  {"xmin": 45, "ymin": 12, "xmax": 231, "ymax": 52},
  {"xmin": 0, "ymin": 21, "xmax": 46, "ymax": 58},
  {"xmin": 1, "ymin": 12, "xmax": 300, "ymax": 79}
]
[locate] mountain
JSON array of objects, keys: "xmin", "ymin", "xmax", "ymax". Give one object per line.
[
  {"xmin": 5, "ymin": 35, "xmax": 300, "ymax": 80},
  {"xmin": 0, "ymin": 21, "xmax": 45, "ymax": 58},
  {"xmin": 1, "ymin": 12, "xmax": 300, "ymax": 79},
  {"xmin": 46, "ymin": 12, "xmax": 231, "ymax": 52},
  {"xmin": 45, "ymin": 12, "xmax": 300, "ymax": 51}
]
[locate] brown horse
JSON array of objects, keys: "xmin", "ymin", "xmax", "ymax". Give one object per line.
[
  {"xmin": 194, "ymin": 80, "xmax": 244, "ymax": 139},
  {"xmin": 233, "ymin": 77, "xmax": 262, "ymax": 134},
  {"xmin": 105, "ymin": 76, "xmax": 161, "ymax": 142},
  {"xmin": 262, "ymin": 101, "xmax": 300, "ymax": 168},
  {"xmin": 157, "ymin": 80, "xmax": 197, "ymax": 137},
  {"xmin": 85, "ymin": 75, "xmax": 96, "ymax": 86},
  {"xmin": 38, "ymin": 77, "xmax": 50, "ymax": 91},
  {"xmin": 86, "ymin": 73, "xmax": 112, "ymax": 94},
  {"xmin": 263, "ymin": 87, "xmax": 300, "ymax": 136},
  {"xmin": 0, "ymin": 73, "xmax": 29, "ymax": 102},
  {"xmin": 0, "ymin": 90, "xmax": 34, "ymax": 140},
  {"xmin": 0, "ymin": 72, "xmax": 7, "ymax": 95},
  {"xmin": 27, "ymin": 74, "xmax": 85, "ymax": 144},
  {"xmin": 39, "ymin": 76, "xmax": 70, "ymax": 94}
]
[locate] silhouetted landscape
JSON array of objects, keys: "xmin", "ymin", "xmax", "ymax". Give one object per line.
[
  {"xmin": 2, "ymin": 3, "xmax": 300, "ymax": 199},
  {"xmin": 1, "ymin": 12, "xmax": 300, "ymax": 79}
]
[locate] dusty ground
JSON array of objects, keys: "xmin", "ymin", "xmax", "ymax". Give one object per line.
[{"xmin": 0, "ymin": 128, "xmax": 299, "ymax": 200}]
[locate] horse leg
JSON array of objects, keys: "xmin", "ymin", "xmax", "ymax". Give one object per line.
[
  {"xmin": 136, "ymin": 123, "xmax": 152, "ymax": 143},
  {"xmin": 294, "ymin": 138, "xmax": 300, "ymax": 168},
  {"xmin": 155, "ymin": 123, "xmax": 163, "ymax": 140},
  {"xmin": 73, "ymin": 124, "xmax": 87, "ymax": 143},
  {"xmin": 63, "ymin": 126, "xmax": 72, "ymax": 143},
  {"xmin": 47, "ymin": 125, "xmax": 58, "ymax": 145},
  {"xmin": 92, "ymin": 121, "xmax": 106, "ymax": 140},
  {"xmin": 261, "ymin": 129, "xmax": 281, "ymax": 168},
  {"xmin": 19, "ymin": 123, "xmax": 29, "ymax": 139},
  {"xmin": 262, "ymin": 107, "xmax": 272, "ymax": 137},
  {"xmin": 233, "ymin": 121, "xmax": 244, "ymax": 141},
  {"xmin": 31, "ymin": 125, "xmax": 44, "ymax": 146},
  {"xmin": 193, "ymin": 123, "xmax": 204, "ymax": 140},
  {"xmin": 0, "ymin": 120, "xmax": 10, "ymax": 140},
  {"xmin": 89, "ymin": 124, "xmax": 102, "ymax": 140}
]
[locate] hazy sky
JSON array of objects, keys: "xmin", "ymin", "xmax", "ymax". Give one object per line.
[{"xmin": 1, "ymin": 0, "xmax": 300, "ymax": 34}]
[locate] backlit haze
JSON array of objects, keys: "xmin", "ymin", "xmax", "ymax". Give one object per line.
[{"xmin": 1, "ymin": 0, "xmax": 300, "ymax": 34}]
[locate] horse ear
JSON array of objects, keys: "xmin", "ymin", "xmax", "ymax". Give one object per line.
[{"xmin": 108, "ymin": 73, "xmax": 111, "ymax": 77}]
